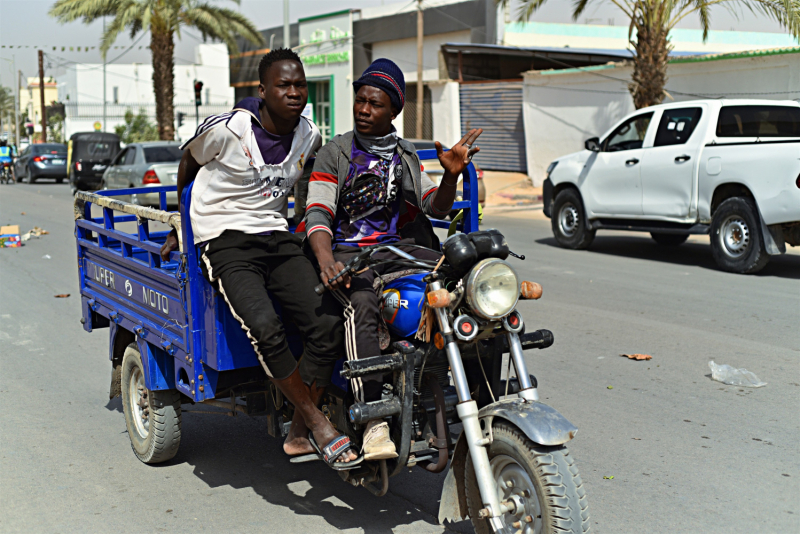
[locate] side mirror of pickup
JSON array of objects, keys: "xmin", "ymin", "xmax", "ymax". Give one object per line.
[{"xmin": 584, "ymin": 137, "xmax": 601, "ymax": 152}]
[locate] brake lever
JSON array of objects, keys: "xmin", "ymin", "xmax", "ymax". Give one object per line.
[{"xmin": 509, "ymin": 250, "xmax": 526, "ymax": 260}]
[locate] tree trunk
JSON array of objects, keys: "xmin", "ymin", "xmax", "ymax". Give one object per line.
[
  {"xmin": 629, "ymin": 21, "xmax": 671, "ymax": 109},
  {"xmin": 151, "ymin": 29, "xmax": 175, "ymax": 140}
]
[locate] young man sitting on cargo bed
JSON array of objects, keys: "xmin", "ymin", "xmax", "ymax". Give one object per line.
[
  {"xmin": 300, "ymin": 58, "xmax": 481, "ymax": 460},
  {"xmin": 159, "ymin": 48, "xmax": 358, "ymax": 468}
]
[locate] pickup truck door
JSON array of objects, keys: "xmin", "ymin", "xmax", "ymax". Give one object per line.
[
  {"xmin": 641, "ymin": 106, "xmax": 705, "ymax": 219},
  {"xmin": 582, "ymin": 112, "xmax": 654, "ymax": 216}
]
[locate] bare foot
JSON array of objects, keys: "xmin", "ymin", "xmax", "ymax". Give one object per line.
[{"xmin": 283, "ymin": 409, "xmax": 315, "ymax": 456}]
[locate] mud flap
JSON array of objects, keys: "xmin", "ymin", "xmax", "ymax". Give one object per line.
[{"xmin": 438, "ymin": 432, "xmax": 469, "ymax": 524}]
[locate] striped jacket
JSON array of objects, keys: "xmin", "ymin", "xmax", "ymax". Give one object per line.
[{"xmin": 300, "ymin": 131, "xmax": 448, "ymax": 248}]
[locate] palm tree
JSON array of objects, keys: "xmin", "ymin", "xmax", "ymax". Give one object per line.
[
  {"xmin": 0, "ymin": 86, "xmax": 15, "ymax": 135},
  {"xmin": 501, "ymin": 0, "xmax": 800, "ymax": 108},
  {"xmin": 50, "ymin": 0, "xmax": 264, "ymax": 139}
]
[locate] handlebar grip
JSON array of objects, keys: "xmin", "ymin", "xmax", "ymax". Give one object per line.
[{"xmin": 314, "ymin": 283, "xmax": 326, "ymax": 295}]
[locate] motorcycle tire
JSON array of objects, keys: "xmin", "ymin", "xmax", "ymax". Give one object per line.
[
  {"xmin": 466, "ymin": 422, "xmax": 590, "ymax": 533},
  {"xmin": 121, "ymin": 343, "xmax": 182, "ymax": 464}
]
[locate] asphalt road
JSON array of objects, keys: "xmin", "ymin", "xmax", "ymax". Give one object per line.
[{"xmin": 1, "ymin": 181, "xmax": 798, "ymax": 533}]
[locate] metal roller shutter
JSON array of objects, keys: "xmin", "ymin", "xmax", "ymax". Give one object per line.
[{"xmin": 459, "ymin": 82, "xmax": 527, "ymax": 172}]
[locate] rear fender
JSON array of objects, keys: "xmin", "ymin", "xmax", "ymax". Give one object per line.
[
  {"xmin": 135, "ymin": 338, "xmax": 175, "ymax": 391},
  {"xmin": 480, "ymin": 398, "xmax": 578, "ymax": 446}
]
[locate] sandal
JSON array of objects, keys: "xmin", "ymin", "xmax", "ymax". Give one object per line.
[{"xmin": 309, "ymin": 434, "xmax": 363, "ymax": 471}]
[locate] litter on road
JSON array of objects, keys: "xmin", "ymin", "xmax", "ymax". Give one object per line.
[
  {"xmin": 54, "ymin": 294, "xmax": 70, "ymax": 298},
  {"xmin": 42, "ymin": 254, "xmax": 51, "ymax": 260},
  {"xmin": 621, "ymin": 353, "xmax": 653, "ymax": 360},
  {"xmin": 708, "ymin": 360, "xmax": 767, "ymax": 388},
  {"xmin": 21, "ymin": 227, "xmax": 49, "ymax": 242}
]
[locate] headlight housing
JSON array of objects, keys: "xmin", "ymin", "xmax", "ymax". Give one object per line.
[
  {"xmin": 465, "ymin": 258, "xmax": 520, "ymax": 320},
  {"xmin": 546, "ymin": 160, "xmax": 558, "ymax": 178}
]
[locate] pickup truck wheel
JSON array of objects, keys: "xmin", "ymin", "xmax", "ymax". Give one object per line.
[
  {"xmin": 650, "ymin": 233, "xmax": 689, "ymax": 246},
  {"xmin": 552, "ymin": 189, "xmax": 595, "ymax": 249},
  {"xmin": 121, "ymin": 343, "xmax": 182, "ymax": 464},
  {"xmin": 710, "ymin": 197, "xmax": 769, "ymax": 274}
]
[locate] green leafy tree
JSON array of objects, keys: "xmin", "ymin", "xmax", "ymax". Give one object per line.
[
  {"xmin": 48, "ymin": 113, "xmax": 65, "ymax": 144},
  {"xmin": 115, "ymin": 108, "xmax": 160, "ymax": 144},
  {"xmin": 501, "ymin": 0, "xmax": 800, "ymax": 108},
  {"xmin": 50, "ymin": 0, "xmax": 264, "ymax": 140}
]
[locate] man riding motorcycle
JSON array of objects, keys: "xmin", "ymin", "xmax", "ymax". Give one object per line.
[
  {"xmin": 159, "ymin": 48, "xmax": 359, "ymax": 468},
  {"xmin": 0, "ymin": 140, "xmax": 15, "ymax": 183},
  {"xmin": 300, "ymin": 58, "xmax": 482, "ymax": 460}
]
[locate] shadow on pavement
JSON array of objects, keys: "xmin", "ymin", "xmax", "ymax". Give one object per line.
[
  {"xmin": 161, "ymin": 411, "xmax": 463, "ymax": 533},
  {"xmin": 105, "ymin": 396, "xmax": 123, "ymax": 413},
  {"xmin": 536, "ymin": 235, "xmax": 800, "ymax": 280}
]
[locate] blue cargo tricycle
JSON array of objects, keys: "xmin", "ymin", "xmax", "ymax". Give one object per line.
[{"xmin": 74, "ymin": 152, "xmax": 588, "ymax": 533}]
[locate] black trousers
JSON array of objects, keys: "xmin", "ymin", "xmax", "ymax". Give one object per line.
[
  {"xmin": 201, "ymin": 230, "xmax": 344, "ymax": 386},
  {"xmin": 333, "ymin": 240, "xmax": 441, "ymax": 403}
]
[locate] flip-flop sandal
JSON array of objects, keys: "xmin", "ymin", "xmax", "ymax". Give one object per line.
[
  {"xmin": 309, "ymin": 434, "xmax": 363, "ymax": 471},
  {"xmin": 289, "ymin": 453, "xmax": 322, "ymax": 464}
]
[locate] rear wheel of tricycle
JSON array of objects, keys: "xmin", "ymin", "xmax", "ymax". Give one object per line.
[
  {"xmin": 121, "ymin": 343, "xmax": 182, "ymax": 464},
  {"xmin": 466, "ymin": 422, "xmax": 590, "ymax": 533}
]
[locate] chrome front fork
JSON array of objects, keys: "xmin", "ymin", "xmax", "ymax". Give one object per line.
[{"xmin": 429, "ymin": 281, "xmax": 538, "ymax": 524}]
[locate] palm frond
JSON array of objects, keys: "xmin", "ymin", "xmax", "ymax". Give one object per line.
[
  {"xmin": 49, "ymin": 0, "xmax": 119, "ymax": 23},
  {"xmin": 180, "ymin": 4, "xmax": 264, "ymax": 53},
  {"xmin": 572, "ymin": 0, "xmax": 594, "ymax": 20}
]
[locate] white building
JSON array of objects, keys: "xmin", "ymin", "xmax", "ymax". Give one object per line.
[
  {"xmin": 521, "ymin": 48, "xmax": 800, "ymax": 185},
  {"xmin": 60, "ymin": 43, "xmax": 234, "ymax": 140}
]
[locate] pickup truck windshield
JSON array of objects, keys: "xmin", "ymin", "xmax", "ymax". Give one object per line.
[{"xmin": 717, "ymin": 106, "xmax": 800, "ymax": 138}]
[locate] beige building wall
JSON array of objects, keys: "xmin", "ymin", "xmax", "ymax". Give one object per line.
[{"xmin": 19, "ymin": 77, "xmax": 58, "ymax": 134}]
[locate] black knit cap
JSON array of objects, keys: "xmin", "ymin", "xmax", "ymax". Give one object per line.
[{"xmin": 352, "ymin": 58, "xmax": 405, "ymax": 112}]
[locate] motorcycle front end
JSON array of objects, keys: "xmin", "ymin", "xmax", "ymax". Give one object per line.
[{"xmin": 429, "ymin": 237, "xmax": 590, "ymax": 534}]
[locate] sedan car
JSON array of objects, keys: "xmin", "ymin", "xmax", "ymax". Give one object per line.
[
  {"xmin": 15, "ymin": 143, "xmax": 68, "ymax": 183},
  {"xmin": 102, "ymin": 142, "xmax": 183, "ymax": 206}
]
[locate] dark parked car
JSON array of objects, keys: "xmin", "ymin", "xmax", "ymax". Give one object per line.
[
  {"xmin": 67, "ymin": 132, "xmax": 121, "ymax": 193},
  {"xmin": 15, "ymin": 143, "xmax": 68, "ymax": 183}
]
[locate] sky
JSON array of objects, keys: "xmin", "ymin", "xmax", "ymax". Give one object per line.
[{"xmin": 0, "ymin": 0, "xmax": 791, "ymax": 90}]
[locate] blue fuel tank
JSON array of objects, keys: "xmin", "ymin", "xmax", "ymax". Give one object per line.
[{"xmin": 380, "ymin": 272, "xmax": 429, "ymax": 339}]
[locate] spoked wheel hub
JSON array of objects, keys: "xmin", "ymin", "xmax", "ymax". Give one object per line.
[
  {"xmin": 129, "ymin": 367, "xmax": 150, "ymax": 438},
  {"xmin": 492, "ymin": 454, "xmax": 543, "ymax": 533},
  {"xmin": 558, "ymin": 203, "xmax": 580, "ymax": 237}
]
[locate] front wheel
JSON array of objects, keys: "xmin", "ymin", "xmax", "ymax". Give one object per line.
[
  {"xmin": 467, "ymin": 422, "xmax": 590, "ymax": 533},
  {"xmin": 551, "ymin": 189, "xmax": 595, "ymax": 250},
  {"xmin": 121, "ymin": 343, "xmax": 182, "ymax": 463}
]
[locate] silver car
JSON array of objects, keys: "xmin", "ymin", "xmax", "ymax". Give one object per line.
[{"xmin": 102, "ymin": 141, "xmax": 182, "ymax": 206}]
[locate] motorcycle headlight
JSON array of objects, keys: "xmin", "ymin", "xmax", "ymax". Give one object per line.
[{"xmin": 465, "ymin": 258, "xmax": 520, "ymax": 320}]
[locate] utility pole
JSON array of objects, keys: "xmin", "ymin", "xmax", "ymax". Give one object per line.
[
  {"xmin": 283, "ymin": 0, "xmax": 290, "ymax": 49},
  {"xmin": 13, "ymin": 57, "xmax": 20, "ymax": 148},
  {"xmin": 416, "ymin": 0, "xmax": 424, "ymax": 139},
  {"xmin": 38, "ymin": 50, "xmax": 47, "ymax": 143},
  {"xmin": 103, "ymin": 16, "xmax": 107, "ymax": 132}
]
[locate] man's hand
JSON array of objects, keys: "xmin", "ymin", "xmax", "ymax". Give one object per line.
[
  {"xmin": 319, "ymin": 259, "xmax": 351, "ymax": 291},
  {"xmin": 160, "ymin": 229, "xmax": 179, "ymax": 262},
  {"xmin": 435, "ymin": 128, "xmax": 483, "ymax": 179}
]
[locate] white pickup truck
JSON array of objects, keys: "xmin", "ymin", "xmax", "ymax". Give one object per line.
[{"xmin": 543, "ymin": 99, "xmax": 800, "ymax": 273}]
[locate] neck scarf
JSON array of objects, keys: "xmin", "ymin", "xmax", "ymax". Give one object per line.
[{"xmin": 354, "ymin": 126, "xmax": 398, "ymax": 161}]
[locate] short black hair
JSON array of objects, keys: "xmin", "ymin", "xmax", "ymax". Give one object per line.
[{"xmin": 258, "ymin": 48, "xmax": 303, "ymax": 84}]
